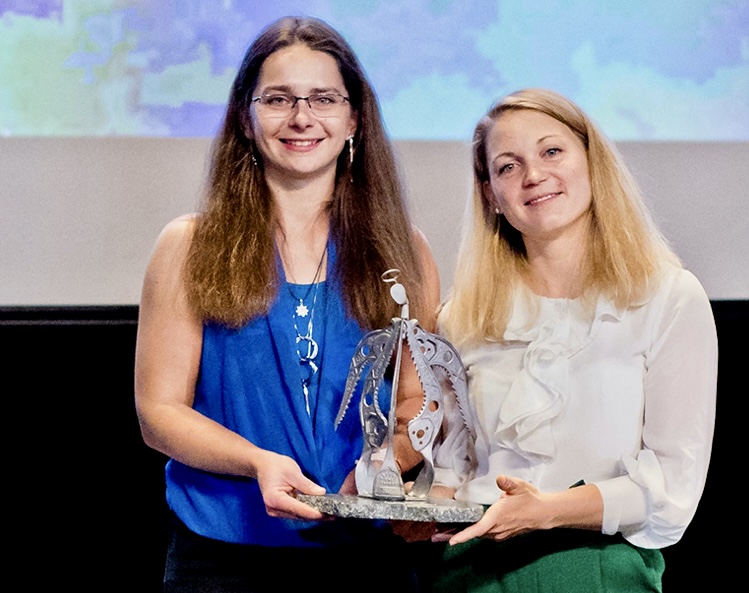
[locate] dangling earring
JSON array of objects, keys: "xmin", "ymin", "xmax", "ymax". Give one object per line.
[
  {"xmin": 492, "ymin": 207, "xmax": 502, "ymax": 233},
  {"xmin": 347, "ymin": 136, "xmax": 354, "ymax": 166}
]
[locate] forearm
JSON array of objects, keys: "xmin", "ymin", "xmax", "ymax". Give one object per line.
[
  {"xmin": 393, "ymin": 394, "xmax": 426, "ymax": 473},
  {"xmin": 137, "ymin": 399, "xmax": 270, "ymax": 478},
  {"xmin": 540, "ymin": 483, "xmax": 603, "ymax": 531},
  {"xmin": 392, "ymin": 342, "xmax": 431, "ymax": 473},
  {"xmin": 449, "ymin": 476, "xmax": 603, "ymax": 545}
]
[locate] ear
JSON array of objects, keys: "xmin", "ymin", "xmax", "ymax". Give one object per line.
[
  {"xmin": 239, "ymin": 109, "xmax": 255, "ymax": 141},
  {"xmin": 347, "ymin": 109, "xmax": 358, "ymax": 140},
  {"xmin": 482, "ymin": 180, "xmax": 502, "ymax": 214}
]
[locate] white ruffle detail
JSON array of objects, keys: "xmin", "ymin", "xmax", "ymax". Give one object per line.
[{"xmin": 495, "ymin": 295, "xmax": 623, "ymax": 460}]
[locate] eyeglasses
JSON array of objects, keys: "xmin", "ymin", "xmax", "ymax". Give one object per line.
[{"xmin": 251, "ymin": 92, "xmax": 350, "ymax": 117}]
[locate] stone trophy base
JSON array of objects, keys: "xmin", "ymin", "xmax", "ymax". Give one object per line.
[{"xmin": 296, "ymin": 493, "xmax": 484, "ymax": 522}]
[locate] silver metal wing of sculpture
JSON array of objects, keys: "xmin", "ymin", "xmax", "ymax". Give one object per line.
[{"xmin": 335, "ymin": 269, "xmax": 475, "ymax": 501}]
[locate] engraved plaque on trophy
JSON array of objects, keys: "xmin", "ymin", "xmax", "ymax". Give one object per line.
[{"xmin": 298, "ymin": 270, "xmax": 483, "ymax": 523}]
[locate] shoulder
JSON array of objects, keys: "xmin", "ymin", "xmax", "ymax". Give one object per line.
[
  {"xmin": 157, "ymin": 213, "xmax": 198, "ymax": 243},
  {"xmin": 410, "ymin": 225, "xmax": 431, "ymax": 252},
  {"xmin": 148, "ymin": 214, "xmax": 198, "ymax": 260},
  {"xmin": 411, "ymin": 224, "xmax": 441, "ymax": 309},
  {"xmin": 411, "ymin": 225, "xmax": 437, "ymax": 271},
  {"xmin": 143, "ymin": 213, "xmax": 199, "ymax": 286},
  {"xmin": 639, "ymin": 264, "xmax": 716, "ymax": 348},
  {"xmin": 653, "ymin": 263, "xmax": 711, "ymax": 311}
]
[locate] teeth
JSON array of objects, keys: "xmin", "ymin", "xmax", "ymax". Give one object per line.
[
  {"xmin": 527, "ymin": 192, "xmax": 556, "ymax": 205},
  {"xmin": 284, "ymin": 139, "xmax": 317, "ymax": 147}
]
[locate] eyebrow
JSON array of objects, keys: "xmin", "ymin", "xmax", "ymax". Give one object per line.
[
  {"xmin": 491, "ymin": 151, "xmax": 516, "ymax": 163},
  {"xmin": 257, "ymin": 85, "xmax": 344, "ymax": 95},
  {"xmin": 491, "ymin": 134, "xmax": 565, "ymax": 163}
]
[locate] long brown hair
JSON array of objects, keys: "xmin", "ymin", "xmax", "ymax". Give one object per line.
[
  {"xmin": 440, "ymin": 88, "xmax": 680, "ymax": 346},
  {"xmin": 186, "ymin": 16, "xmax": 423, "ymax": 328}
]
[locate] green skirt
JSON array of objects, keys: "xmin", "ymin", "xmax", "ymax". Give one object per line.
[{"xmin": 432, "ymin": 530, "xmax": 664, "ymax": 593}]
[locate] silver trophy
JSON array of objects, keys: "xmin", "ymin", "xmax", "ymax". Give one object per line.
[{"xmin": 298, "ymin": 270, "xmax": 483, "ymax": 522}]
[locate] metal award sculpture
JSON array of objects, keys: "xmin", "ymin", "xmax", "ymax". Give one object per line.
[{"xmin": 298, "ymin": 269, "xmax": 483, "ymax": 522}]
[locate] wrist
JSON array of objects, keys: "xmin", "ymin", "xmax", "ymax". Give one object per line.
[{"xmin": 543, "ymin": 485, "xmax": 603, "ymax": 530}]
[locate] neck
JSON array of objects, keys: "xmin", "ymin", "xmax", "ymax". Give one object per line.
[
  {"xmin": 266, "ymin": 166, "xmax": 336, "ymax": 210},
  {"xmin": 523, "ymin": 233, "xmax": 586, "ymax": 299},
  {"xmin": 275, "ymin": 202, "xmax": 330, "ymax": 285}
]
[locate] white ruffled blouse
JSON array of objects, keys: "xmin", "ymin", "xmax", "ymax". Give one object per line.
[{"xmin": 434, "ymin": 265, "xmax": 717, "ymax": 549}]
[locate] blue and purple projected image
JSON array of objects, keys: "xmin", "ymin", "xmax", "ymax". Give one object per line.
[{"xmin": 1, "ymin": 0, "xmax": 747, "ymax": 140}]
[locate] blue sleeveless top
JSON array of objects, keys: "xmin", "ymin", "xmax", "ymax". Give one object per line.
[{"xmin": 165, "ymin": 244, "xmax": 389, "ymax": 546}]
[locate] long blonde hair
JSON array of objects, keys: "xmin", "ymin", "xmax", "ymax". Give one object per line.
[
  {"xmin": 185, "ymin": 17, "xmax": 423, "ymax": 328},
  {"xmin": 440, "ymin": 88, "xmax": 680, "ymax": 346}
]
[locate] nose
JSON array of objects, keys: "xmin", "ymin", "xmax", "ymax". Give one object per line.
[
  {"xmin": 291, "ymin": 96, "xmax": 314, "ymax": 111},
  {"xmin": 288, "ymin": 97, "xmax": 315, "ymax": 127},
  {"xmin": 522, "ymin": 160, "xmax": 547, "ymax": 186}
]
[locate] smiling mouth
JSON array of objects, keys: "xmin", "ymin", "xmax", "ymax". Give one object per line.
[
  {"xmin": 525, "ymin": 192, "xmax": 559, "ymax": 206},
  {"xmin": 281, "ymin": 139, "xmax": 321, "ymax": 147}
]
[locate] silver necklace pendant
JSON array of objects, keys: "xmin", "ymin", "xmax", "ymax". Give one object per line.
[{"xmin": 295, "ymin": 300, "xmax": 309, "ymax": 317}]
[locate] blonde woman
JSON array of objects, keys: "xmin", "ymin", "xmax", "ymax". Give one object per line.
[{"xmin": 430, "ymin": 88, "xmax": 717, "ymax": 592}]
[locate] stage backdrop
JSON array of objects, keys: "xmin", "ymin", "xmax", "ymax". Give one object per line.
[{"xmin": 1, "ymin": 1, "xmax": 747, "ymax": 303}]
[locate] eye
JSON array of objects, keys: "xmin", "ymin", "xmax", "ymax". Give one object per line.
[
  {"xmin": 264, "ymin": 94, "xmax": 293, "ymax": 107},
  {"xmin": 310, "ymin": 94, "xmax": 338, "ymax": 106},
  {"xmin": 496, "ymin": 163, "xmax": 514, "ymax": 176},
  {"xmin": 545, "ymin": 147, "xmax": 562, "ymax": 157}
]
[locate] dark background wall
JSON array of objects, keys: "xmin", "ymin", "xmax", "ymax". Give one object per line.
[{"xmin": 3, "ymin": 300, "xmax": 740, "ymax": 591}]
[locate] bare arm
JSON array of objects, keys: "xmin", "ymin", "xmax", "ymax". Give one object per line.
[{"xmin": 134, "ymin": 216, "xmax": 324, "ymax": 519}]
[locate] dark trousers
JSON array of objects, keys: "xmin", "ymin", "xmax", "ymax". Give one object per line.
[{"xmin": 164, "ymin": 512, "xmax": 438, "ymax": 593}]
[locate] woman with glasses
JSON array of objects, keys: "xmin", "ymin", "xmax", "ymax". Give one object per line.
[
  {"xmin": 425, "ymin": 89, "xmax": 717, "ymax": 592},
  {"xmin": 134, "ymin": 16, "xmax": 439, "ymax": 593}
]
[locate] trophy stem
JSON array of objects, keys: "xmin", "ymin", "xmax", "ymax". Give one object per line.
[{"xmin": 372, "ymin": 318, "xmax": 406, "ymax": 501}]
